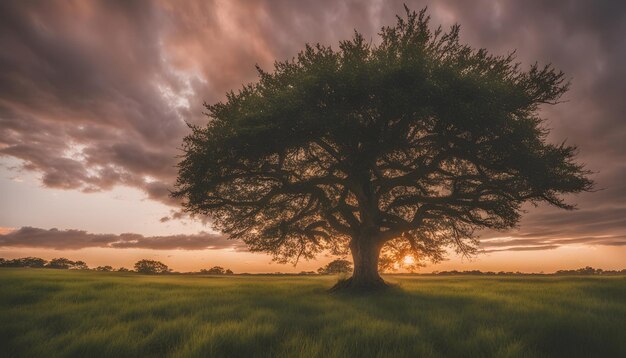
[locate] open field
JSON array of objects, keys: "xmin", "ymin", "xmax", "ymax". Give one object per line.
[{"xmin": 1, "ymin": 269, "xmax": 625, "ymax": 357}]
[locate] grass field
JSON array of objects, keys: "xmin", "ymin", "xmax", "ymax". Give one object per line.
[{"xmin": 1, "ymin": 269, "xmax": 625, "ymax": 357}]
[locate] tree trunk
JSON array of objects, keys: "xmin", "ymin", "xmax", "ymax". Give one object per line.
[{"xmin": 330, "ymin": 235, "xmax": 388, "ymax": 292}]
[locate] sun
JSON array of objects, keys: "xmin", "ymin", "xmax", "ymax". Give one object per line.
[{"xmin": 403, "ymin": 255, "xmax": 415, "ymax": 265}]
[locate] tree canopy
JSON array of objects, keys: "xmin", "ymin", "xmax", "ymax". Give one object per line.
[
  {"xmin": 134, "ymin": 260, "xmax": 170, "ymax": 275},
  {"xmin": 174, "ymin": 7, "xmax": 593, "ymax": 290},
  {"xmin": 200, "ymin": 266, "xmax": 234, "ymax": 275},
  {"xmin": 47, "ymin": 258, "xmax": 88, "ymax": 270},
  {"xmin": 318, "ymin": 259, "xmax": 353, "ymax": 275},
  {"xmin": 0, "ymin": 257, "xmax": 47, "ymax": 268}
]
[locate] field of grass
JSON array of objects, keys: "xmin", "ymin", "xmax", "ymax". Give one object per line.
[{"xmin": 1, "ymin": 269, "xmax": 625, "ymax": 357}]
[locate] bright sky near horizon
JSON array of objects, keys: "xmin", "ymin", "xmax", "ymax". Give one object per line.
[{"xmin": 1, "ymin": 0, "xmax": 625, "ymax": 272}]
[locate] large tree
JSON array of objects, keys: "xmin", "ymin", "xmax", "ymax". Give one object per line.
[{"xmin": 173, "ymin": 8, "xmax": 592, "ymax": 291}]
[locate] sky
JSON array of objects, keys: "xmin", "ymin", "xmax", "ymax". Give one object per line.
[{"xmin": 1, "ymin": 0, "xmax": 625, "ymax": 273}]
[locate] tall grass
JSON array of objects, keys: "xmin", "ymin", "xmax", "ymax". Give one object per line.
[{"xmin": 1, "ymin": 269, "xmax": 625, "ymax": 357}]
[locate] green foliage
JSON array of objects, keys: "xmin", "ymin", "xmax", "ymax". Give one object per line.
[
  {"xmin": 200, "ymin": 266, "xmax": 234, "ymax": 275},
  {"xmin": 555, "ymin": 266, "xmax": 626, "ymax": 275},
  {"xmin": 46, "ymin": 258, "xmax": 72, "ymax": 269},
  {"xmin": 318, "ymin": 259, "xmax": 353, "ymax": 274},
  {"xmin": 134, "ymin": 260, "xmax": 170, "ymax": 275},
  {"xmin": 95, "ymin": 266, "xmax": 113, "ymax": 272},
  {"xmin": 0, "ymin": 257, "xmax": 47, "ymax": 268},
  {"xmin": 173, "ymin": 7, "xmax": 593, "ymax": 268},
  {"xmin": 46, "ymin": 258, "xmax": 88, "ymax": 270},
  {"xmin": 1, "ymin": 269, "xmax": 625, "ymax": 357}
]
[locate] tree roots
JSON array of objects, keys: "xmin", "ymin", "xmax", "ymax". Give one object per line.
[{"xmin": 328, "ymin": 276, "xmax": 391, "ymax": 294}]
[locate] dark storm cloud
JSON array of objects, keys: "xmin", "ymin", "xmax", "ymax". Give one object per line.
[
  {"xmin": 0, "ymin": 0, "xmax": 624, "ymax": 249},
  {"xmin": 0, "ymin": 227, "xmax": 245, "ymax": 251},
  {"xmin": 0, "ymin": 0, "xmax": 186, "ymax": 198}
]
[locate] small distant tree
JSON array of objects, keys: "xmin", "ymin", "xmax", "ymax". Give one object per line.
[
  {"xmin": 319, "ymin": 259, "xmax": 353, "ymax": 275},
  {"xmin": 556, "ymin": 266, "xmax": 604, "ymax": 275},
  {"xmin": 578, "ymin": 266, "xmax": 597, "ymax": 275},
  {"xmin": 117, "ymin": 267, "xmax": 130, "ymax": 272},
  {"xmin": 47, "ymin": 258, "xmax": 73, "ymax": 269},
  {"xmin": 225, "ymin": 269, "xmax": 234, "ymax": 275},
  {"xmin": 299, "ymin": 271, "xmax": 317, "ymax": 275},
  {"xmin": 0, "ymin": 257, "xmax": 47, "ymax": 268},
  {"xmin": 134, "ymin": 259, "xmax": 170, "ymax": 274},
  {"xmin": 73, "ymin": 260, "xmax": 88, "ymax": 270},
  {"xmin": 0, "ymin": 258, "xmax": 17, "ymax": 267},
  {"xmin": 174, "ymin": 7, "xmax": 593, "ymax": 291},
  {"xmin": 46, "ymin": 258, "xmax": 87, "ymax": 270},
  {"xmin": 23, "ymin": 257, "xmax": 47, "ymax": 268},
  {"xmin": 201, "ymin": 266, "xmax": 230, "ymax": 275},
  {"xmin": 95, "ymin": 265, "xmax": 113, "ymax": 272}
]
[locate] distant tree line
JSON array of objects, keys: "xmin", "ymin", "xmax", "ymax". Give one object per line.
[
  {"xmin": 436, "ymin": 270, "xmax": 519, "ymax": 276},
  {"xmin": 199, "ymin": 266, "xmax": 234, "ymax": 275},
  {"xmin": 434, "ymin": 267, "xmax": 626, "ymax": 276},
  {"xmin": 2, "ymin": 258, "xmax": 625, "ymax": 276},
  {"xmin": 0, "ymin": 257, "xmax": 234, "ymax": 275},
  {"xmin": 554, "ymin": 266, "xmax": 626, "ymax": 276},
  {"xmin": 0, "ymin": 257, "xmax": 87, "ymax": 270}
]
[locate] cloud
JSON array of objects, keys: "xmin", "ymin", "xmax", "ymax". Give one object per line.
[
  {"xmin": 481, "ymin": 245, "xmax": 561, "ymax": 253},
  {"xmin": 1, "ymin": 225, "xmax": 622, "ymax": 253},
  {"xmin": 0, "ymin": 227, "xmax": 15, "ymax": 235},
  {"xmin": 0, "ymin": 1, "xmax": 187, "ymax": 204},
  {"xmin": 480, "ymin": 234, "xmax": 626, "ymax": 253},
  {"xmin": 0, "ymin": 0, "xmax": 624, "ymax": 245},
  {"xmin": 0, "ymin": 227, "xmax": 245, "ymax": 251}
]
